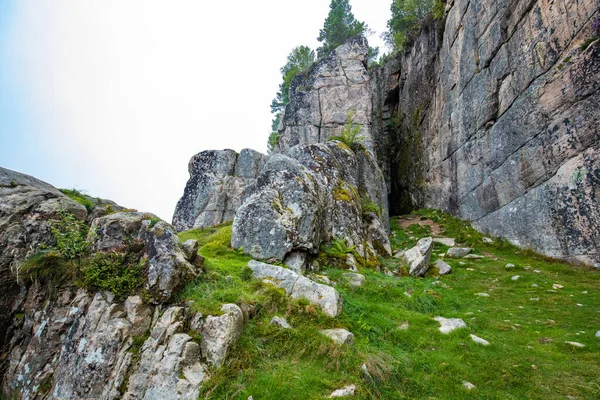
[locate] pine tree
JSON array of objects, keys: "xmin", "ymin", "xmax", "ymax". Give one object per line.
[{"xmin": 316, "ymin": 0, "xmax": 366, "ymax": 58}]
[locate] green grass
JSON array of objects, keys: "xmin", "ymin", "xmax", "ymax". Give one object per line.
[{"xmin": 178, "ymin": 212, "xmax": 600, "ymax": 399}]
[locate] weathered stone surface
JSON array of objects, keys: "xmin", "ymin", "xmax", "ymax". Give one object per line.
[
  {"xmin": 433, "ymin": 316, "xmax": 467, "ymax": 334},
  {"xmin": 2, "ymin": 288, "xmax": 210, "ymax": 400},
  {"xmin": 434, "ymin": 259, "xmax": 452, "ymax": 275},
  {"xmin": 402, "ymin": 237, "xmax": 433, "ymax": 277},
  {"xmin": 329, "ymin": 384, "xmax": 356, "ymax": 398},
  {"xmin": 172, "ymin": 148, "xmax": 267, "ymax": 231},
  {"xmin": 270, "ymin": 316, "xmax": 292, "ymax": 329},
  {"xmin": 182, "ymin": 239, "xmax": 199, "ymax": 261},
  {"xmin": 470, "ymin": 334, "xmax": 490, "ymax": 346},
  {"xmin": 276, "ymin": 36, "xmax": 374, "ymax": 155},
  {"xmin": 200, "ymin": 303, "xmax": 244, "ymax": 367},
  {"xmin": 0, "ymin": 168, "xmax": 87, "ymax": 354},
  {"xmin": 372, "ymin": 0, "xmax": 599, "ymax": 265},
  {"xmin": 319, "ymin": 329, "xmax": 354, "ymax": 345},
  {"xmin": 342, "ymin": 272, "xmax": 365, "ymax": 287},
  {"xmin": 232, "ymin": 142, "xmax": 390, "ymax": 264},
  {"xmin": 433, "ymin": 238, "xmax": 455, "ymax": 247},
  {"xmin": 90, "ymin": 212, "xmax": 198, "ymax": 302},
  {"xmin": 446, "ymin": 248, "xmax": 473, "ymax": 258},
  {"xmin": 247, "ymin": 260, "xmax": 342, "ymax": 317}
]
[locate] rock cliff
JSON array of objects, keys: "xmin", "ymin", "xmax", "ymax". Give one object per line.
[{"xmin": 372, "ymin": 0, "xmax": 599, "ymax": 265}]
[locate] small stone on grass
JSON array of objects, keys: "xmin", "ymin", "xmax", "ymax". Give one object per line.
[{"xmin": 470, "ymin": 334, "xmax": 490, "ymax": 345}]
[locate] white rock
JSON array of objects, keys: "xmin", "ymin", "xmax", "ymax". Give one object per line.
[
  {"xmin": 434, "ymin": 259, "xmax": 452, "ymax": 275},
  {"xmin": 201, "ymin": 304, "xmax": 244, "ymax": 366},
  {"xmin": 433, "ymin": 237, "xmax": 455, "ymax": 247},
  {"xmin": 342, "ymin": 272, "xmax": 365, "ymax": 287},
  {"xmin": 470, "ymin": 334, "xmax": 490, "ymax": 345},
  {"xmin": 511, "ymin": 275, "xmax": 520, "ymax": 281},
  {"xmin": 464, "ymin": 254, "xmax": 485, "ymax": 259},
  {"xmin": 530, "ymin": 298, "xmax": 539, "ymax": 301},
  {"xmin": 505, "ymin": 263, "xmax": 515, "ymax": 269},
  {"xmin": 565, "ymin": 341, "xmax": 585, "ymax": 348},
  {"xmin": 533, "ymin": 269, "xmax": 541, "ymax": 273},
  {"xmin": 433, "ymin": 317, "xmax": 466, "ymax": 334},
  {"xmin": 320, "ymin": 329, "xmax": 354, "ymax": 345},
  {"xmin": 595, "ymin": 331, "xmax": 600, "ymax": 338},
  {"xmin": 270, "ymin": 316, "xmax": 292, "ymax": 329},
  {"xmin": 552, "ymin": 284, "xmax": 564, "ymax": 289},
  {"xmin": 402, "ymin": 237, "xmax": 434, "ymax": 277},
  {"xmin": 482, "ymin": 237, "xmax": 494, "ymax": 243},
  {"xmin": 531, "ymin": 284, "xmax": 539, "ymax": 287},
  {"xmin": 475, "ymin": 293, "xmax": 490, "ymax": 297},
  {"xmin": 463, "ymin": 381, "xmax": 476, "ymax": 390},
  {"xmin": 329, "ymin": 384, "xmax": 356, "ymax": 398},
  {"xmin": 398, "ymin": 322, "xmax": 410, "ymax": 330}
]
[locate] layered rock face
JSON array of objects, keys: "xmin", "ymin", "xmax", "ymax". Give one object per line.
[
  {"xmin": 0, "ymin": 169, "xmax": 221, "ymax": 399},
  {"xmin": 275, "ymin": 36, "xmax": 375, "ymax": 154},
  {"xmin": 172, "ymin": 148, "xmax": 267, "ymax": 231},
  {"xmin": 231, "ymin": 141, "xmax": 391, "ymax": 267},
  {"xmin": 373, "ymin": 0, "xmax": 600, "ymax": 265},
  {"xmin": 2, "ymin": 287, "xmax": 243, "ymax": 400},
  {"xmin": 0, "ymin": 168, "xmax": 88, "ymax": 355}
]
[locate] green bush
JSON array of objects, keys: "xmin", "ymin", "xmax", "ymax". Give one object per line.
[
  {"xmin": 361, "ymin": 196, "xmax": 381, "ymax": 218},
  {"xmin": 51, "ymin": 210, "xmax": 90, "ymax": 260},
  {"xmin": 328, "ymin": 110, "xmax": 364, "ymax": 149},
  {"xmin": 81, "ymin": 240, "xmax": 146, "ymax": 298},
  {"xmin": 321, "ymin": 237, "xmax": 355, "ymax": 259}
]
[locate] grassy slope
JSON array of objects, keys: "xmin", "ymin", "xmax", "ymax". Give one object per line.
[{"xmin": 178, "ymin": 211, "xmax": 600, "ymax": 399}]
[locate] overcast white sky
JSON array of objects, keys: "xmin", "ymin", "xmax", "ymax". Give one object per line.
[{"xmin": 0, "ymin": 0, "xmax": 391, "ymax": 221}]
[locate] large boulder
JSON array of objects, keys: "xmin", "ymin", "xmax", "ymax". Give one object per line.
[
  {"xmin": 172, "ymin": 148, "xmax": 267, "ymax": 231},
  {"xmin": 89, "ymin": 212, "xmax": 199, "ymax": 302},
  {"xmin": 232, "ymin": 142, "xmax": 390, "ymax": 267}
]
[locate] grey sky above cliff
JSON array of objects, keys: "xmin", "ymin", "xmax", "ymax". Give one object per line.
[{"xmin": 0, "ymin": 0, "xmax": 390, "ymax": 221}]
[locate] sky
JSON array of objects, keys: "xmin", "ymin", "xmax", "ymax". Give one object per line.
[{"xmin": 0, "ymin": 0, "xmax": 392, "ymax": 221}]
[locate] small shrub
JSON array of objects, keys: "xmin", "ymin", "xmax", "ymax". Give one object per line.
[
  {"xmin": 51, "ymin": 210, "xmax": 90, "ymax": 260},
  {"xmin": 80, "ymin": 241, "xmax": 146, "ymax": 298},
  {"xmin": 17, "ymin": 250, "xmax": 70, "ymax": 284},
  {"xmin": 328, "ymin": 110, "xmax": 364, "ymax": 149},
  {"xmin": 268, "ymin": 131, "xmax": 280, "ymax": 153},
  {"xmin": 321, "ymin": 237, "xmax": 355, "ymax": 259},
  {"xmin": 361, "ymin": 196, "xmax": 381, "ymax": 218}
]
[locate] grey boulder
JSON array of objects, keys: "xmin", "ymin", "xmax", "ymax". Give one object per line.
[
  {"xmin": 402, "ymin": 237, "xmax": 434, "ymax": 276},
  {"xmin": 172, "ymin": 149, "xmax": 267, "ymax": 231},
  {"xmin": 248, "ymin": 260, "xmax": 342, "ymax": 317}
]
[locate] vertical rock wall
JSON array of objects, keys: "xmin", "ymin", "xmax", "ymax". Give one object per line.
[{"xmin": 376, "ymin": 0, "xmax": 599, "ymax": 266}]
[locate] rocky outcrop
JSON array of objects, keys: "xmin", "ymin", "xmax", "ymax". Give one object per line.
[
  {"xmin": 275, "ymin": 36, "xmax": 375, "ymax": 154},
  {"xmin": 373, "ymin": 1, "xmax": 600, "ymax": 265},
  {"xmin": 90, "ymin": 212, "xmax": 200, "ymax": 302},
  {"xmin": 1, "ymin": 285, "xmax": 244, "ymax": 400},
  {"xmin": 0, "ymin": 169, "xmax": 226, "ymax": 398},
  {"xmin": 172, "ymin": 148, "xmax": 267, "ymax": 231},
  {"xmin": 231, "ymin": 142, "xmax": 390, "ymax": 268},
  {"xmin": 0, "ymin": 168, "xmax": 87, "ymax": 356}
]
